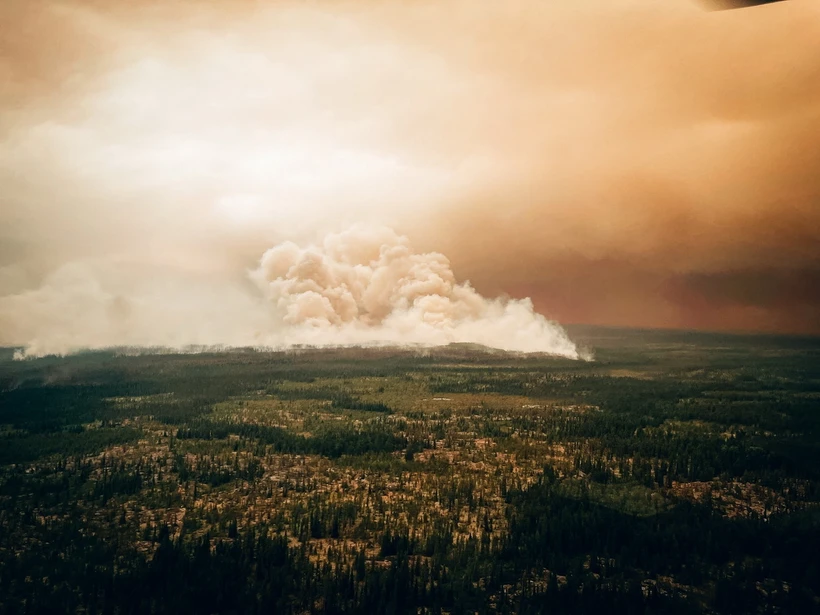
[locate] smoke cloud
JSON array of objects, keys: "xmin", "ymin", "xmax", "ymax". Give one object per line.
[
  {"xmin": 2, "ymin": 226, "xmax": 584, "ymax": 359},
  {"xmin": 251, "ymin": 226, "xmax": 582, "ymax": 357}
]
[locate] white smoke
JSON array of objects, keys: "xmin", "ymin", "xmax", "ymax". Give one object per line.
[
  {"xmin": 2, "ymin": 226, "xmax": 585, "ymax": 359},
  {"xmin": 250, "ymin": 226, "xmax": 582, "ymax": 357}
]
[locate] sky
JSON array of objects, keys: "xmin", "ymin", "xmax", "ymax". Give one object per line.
[{"xmin": 1, "ymin": 0, "xmax": 818, "ymax": 356}]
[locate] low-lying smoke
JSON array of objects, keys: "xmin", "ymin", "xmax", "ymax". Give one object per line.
[{"xmin": 2, "ymin": 226, "xmax": 585, "ymax": 360}]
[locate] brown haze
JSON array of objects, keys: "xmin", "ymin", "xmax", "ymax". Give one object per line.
[{"xmin": 1, "ymin": 0, "xmax": 819, "ymax": 356}]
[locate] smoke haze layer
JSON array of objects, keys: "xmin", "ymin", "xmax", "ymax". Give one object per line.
[{"xmin": 1, "ymin": 0, "xmax": 819, "ymax": 342}]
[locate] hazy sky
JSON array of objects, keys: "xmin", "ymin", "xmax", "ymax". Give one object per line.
[{"xmin": 1, "ymin": 0, "xmax": 818, "ymax": 352}]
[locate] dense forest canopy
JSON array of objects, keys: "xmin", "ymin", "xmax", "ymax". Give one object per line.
[{"xmin": 1, "ymin": 326, "xmax": 819, "ymax": 613}]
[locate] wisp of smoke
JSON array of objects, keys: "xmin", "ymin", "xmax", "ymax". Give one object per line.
[{"xmin": 3, "ymin": 226, "xmax": 586, "ymax": 360}]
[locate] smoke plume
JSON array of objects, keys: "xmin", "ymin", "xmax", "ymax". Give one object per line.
[
  {"xmin": 2, "ymin": 227, "xmax": 584, "ymax": 359},
  {"xmin": 251, "ymin": 226, "xmax": 583, "ymax": 357}
]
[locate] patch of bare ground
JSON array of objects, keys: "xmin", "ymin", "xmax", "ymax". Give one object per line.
[{"xmin": 670, "ymin": 480, "xmax": 790, "ymax": 518}]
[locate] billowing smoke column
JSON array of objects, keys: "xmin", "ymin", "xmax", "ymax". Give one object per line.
[
  {"xmin": 250, "ymin": 226, "xmax": 584, "ymax": 358},
  {"xmin": 3, "ymin": 226, "xmax": 585, "ymax": 359}
]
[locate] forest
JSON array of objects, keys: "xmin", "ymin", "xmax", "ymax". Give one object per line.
[{"xmin": 0, "ymin": 326, "xmax": 818, "ymax": 614}]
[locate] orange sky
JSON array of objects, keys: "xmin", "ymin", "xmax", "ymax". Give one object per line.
[{"xmin": 1, "ymin": 0, "xmax": 819, "ymax": 346}]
